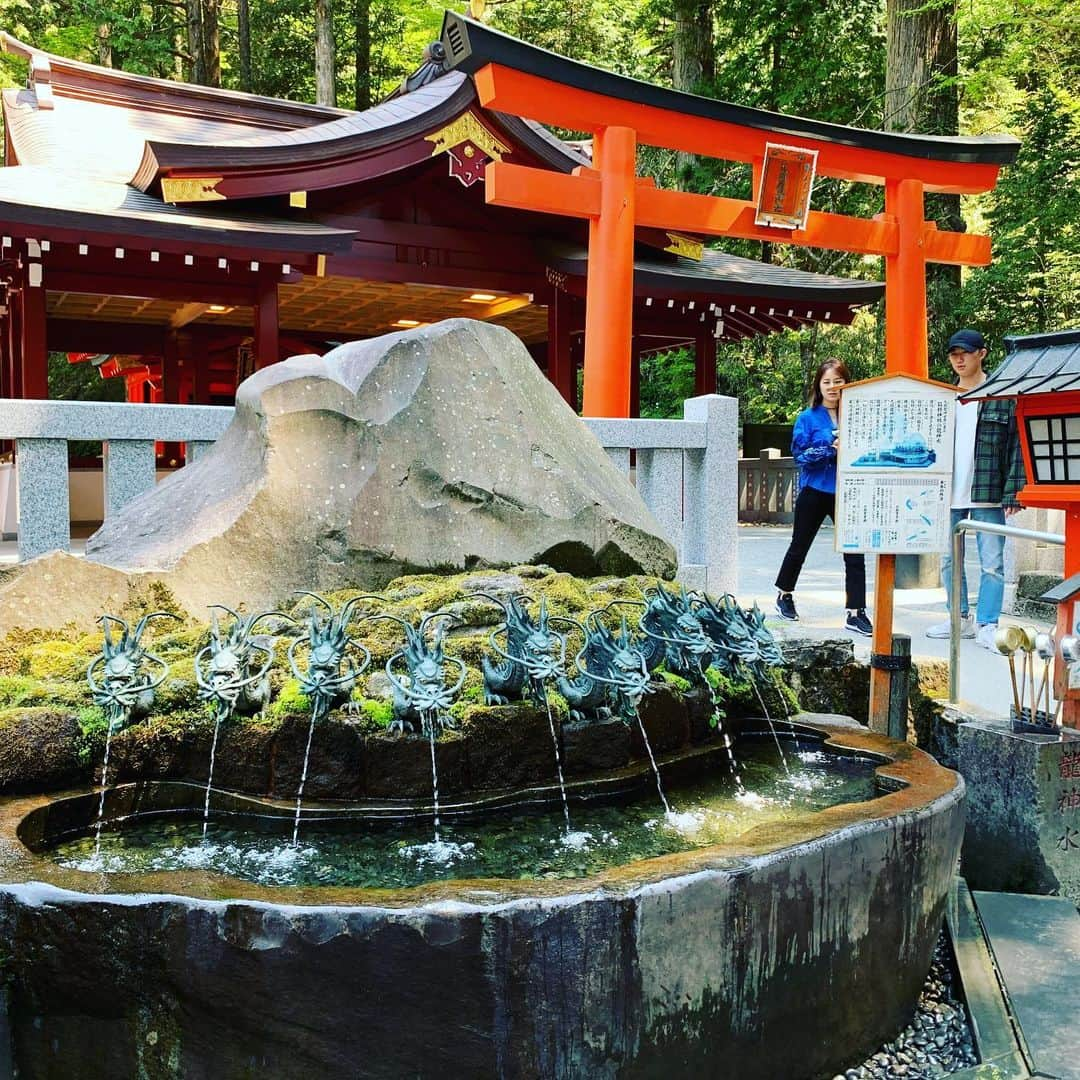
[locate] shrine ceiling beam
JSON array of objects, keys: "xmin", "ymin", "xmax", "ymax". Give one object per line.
[
  {"xmin": 46, "ymin": 318, "xmax": 168, "ymax": 354},
  {"xmin": 47, "ymin": 271, "xmax": 256, "ymax": 306},
  {"xmin": 325, "ymin": 253, "xmax": 541, "ymax": 293}
]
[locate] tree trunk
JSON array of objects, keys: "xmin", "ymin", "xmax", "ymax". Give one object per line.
[
  {"xmin": 237, "ymin": 0, "xmax": 253, "ymax": 92},
  {"xmin": 202, "ymin": 0, "xmax": 221, "ymax": 87},
  {"xmin": 316, "ymin": 0, "xmax": 337, "ymax": 106},
  {"xmin": 354, "ymin": 0, "xmax": 371, "ymax": 110},
  {"xmin": 672, "ymin": 0, "xmax": 714, "ymax": 189},
  {"xmin": 886, "ymin": 0, "xmax": 962, "ymax": 299},
  {"xmin": 186, "ymin": 0, "xmax": 205, "ymax": 83},
  {"xmin": 97, "ymin": 24, "xmax": 112, "ymax": 67}
]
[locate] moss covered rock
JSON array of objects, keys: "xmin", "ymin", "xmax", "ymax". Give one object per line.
[{"xmin": 0, "ymin": 708, "xmax": 86, "ymax": 792}]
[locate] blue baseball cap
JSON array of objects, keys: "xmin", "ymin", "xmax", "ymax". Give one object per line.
[{"xmin": 947, "ymin": 329, "xmax": 986, "ymax": 352}]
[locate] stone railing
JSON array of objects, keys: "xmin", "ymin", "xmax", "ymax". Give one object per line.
[
  {"xmin": 584, "ymin": 395, "xmax": 737, "ymax": 595},
  {"xmin": 0, "ymin": 399, "xmax": 233, "ymax": 560},
  {"xmin": 738, "ymin": 449, "xmax": 799, "ymax": 524},
  {"xmin": 1, "ymin": 394, "xmax": 738, "ymax": 594}
]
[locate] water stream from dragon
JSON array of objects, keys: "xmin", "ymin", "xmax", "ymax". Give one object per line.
[
  {"xmin": 202, "ymin": 714, "xmax": 225, "ymax": 840},
  {"xmin": 291, "ymin": 710, "xmax": 320, "ymax": 846},
  {"xmin": 542, "ymin": 690, "xmax": 573, "ymax": 835},
  {"xmin": 92, "ymin": 724, "xmax": 116, "ymax": 858},
  {"xmin": 746, "ymin": 669, "xmax": 791, "ymax": 777}
]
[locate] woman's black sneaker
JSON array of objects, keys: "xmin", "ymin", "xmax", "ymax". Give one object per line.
[
  {"xmin": 775, "ymin": 592, "xmax": 798, "ymax": 621},
  {"xmin": 846, "ymin": 609, "xmax": 873, "ymax": 636}
]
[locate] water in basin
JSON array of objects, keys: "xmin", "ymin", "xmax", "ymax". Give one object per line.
[{"xmin": 49, "ymin": 739, "xmax": 882, "ymax": 889}]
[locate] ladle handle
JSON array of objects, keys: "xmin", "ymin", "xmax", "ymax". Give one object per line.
[{"xmin": 1007, "ymin": 655, "xmax": 1022, "ymax": 720}]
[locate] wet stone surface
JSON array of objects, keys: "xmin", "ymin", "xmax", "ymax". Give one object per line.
[{"xmin": 835, "ymin": 937, "xmax": 978, "ymax": 1080}]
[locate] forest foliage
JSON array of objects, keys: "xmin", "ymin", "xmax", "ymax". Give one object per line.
[{"xmin": 0, "ymin": 0, "xmax": 1077, "ymax": 420}]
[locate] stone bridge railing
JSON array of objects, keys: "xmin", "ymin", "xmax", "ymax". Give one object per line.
[
  {"xmin": 0, "ymin": 394, "xmax": 738, "ymax": 595},
  {"xmin": 738, "ymin": 449, "xmax": 799, "ymax": 524}
]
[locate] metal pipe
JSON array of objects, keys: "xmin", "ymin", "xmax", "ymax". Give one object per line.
[{"xmin": 948, "ymin": 518, "xmax": 1065, "ymax": 703}]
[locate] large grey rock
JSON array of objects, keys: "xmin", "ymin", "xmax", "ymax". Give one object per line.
[{"xmin": 0, "ymin": 321, "xmax": 675, "ymax": 626}]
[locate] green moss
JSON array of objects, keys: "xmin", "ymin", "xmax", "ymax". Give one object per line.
[
  {"xmin": 0, "ymin": 675, "xmax": 48, "ymax": 710},
  {"xmin": 22, "ymin": 639, "xmax": 93, "ymax": 681},
  {"xmin": 353, "ymin": 697, "xmax": 393, "ymax": 729},
  {"xmin": 0, "ymin": 704, "xmax": 58, "ymax": 729},
  {"xmin": 119, "ymin": 580, "xmax": 185, "ymax": 622},
  {"xmin": 268, "ymin": 677, "xmax": 310, "ymax": 719},
  {"xmin": 657, "ymin": 669, "xmax": 693, "ymax": 693},
  {"xmin": 154, "ymin": 656, "xmax": 201, "ymax": 712}
]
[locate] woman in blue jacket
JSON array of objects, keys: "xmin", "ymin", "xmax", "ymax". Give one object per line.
[{"xmin": 774, "ymin": 359, "xmax": 872, "ymax": 636}]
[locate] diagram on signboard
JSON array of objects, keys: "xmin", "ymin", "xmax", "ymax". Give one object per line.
[
  {"xmin": 850, "ymin": 426, "xmax": 936, "ymax": 469},
  {"xmin": 836, "ymin": 375, "xmax": 958, "ymax": 555}
]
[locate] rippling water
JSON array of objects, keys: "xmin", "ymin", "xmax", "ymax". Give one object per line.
[{"xmin": 51, "ymin": 740, "xmax": 880, "ymax": 889}]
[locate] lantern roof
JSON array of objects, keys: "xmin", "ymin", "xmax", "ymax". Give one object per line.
[{"xmin": 960, "ymin": 330, "xmax": 1080, "ymax": 400}]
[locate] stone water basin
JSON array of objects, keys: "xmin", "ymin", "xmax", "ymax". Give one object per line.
[{"xmin": 0, "ymin": 715, "xmax": 964, "ymax": 1080}]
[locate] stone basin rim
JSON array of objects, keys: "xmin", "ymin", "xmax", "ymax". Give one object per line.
[{"xmin": 0, "ymin": 715, "xmax": 961, "ymax": 909}]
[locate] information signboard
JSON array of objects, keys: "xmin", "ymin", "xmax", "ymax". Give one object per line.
[{"xmin": 836, "ymin": 375, "xmax": 958, "ymax": 555}]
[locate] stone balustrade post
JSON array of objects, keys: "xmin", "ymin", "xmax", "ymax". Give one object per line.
[
  {"xmin": 682, "ymin": 394, "xmax": 738, "ymax": 595},
  {"xmin": 185, "ymin": 441, "xmax": 215, "ymax": 464},
  {"xmin": 103, "ymin": 440, "xmax": 156, "ymax": 518},
  {"xmin": 636, "ymin": 448, "xmax": 683, "ymax": 553},
  {"xmin": 14, "ymin": 438, "xmax": 70, "ymax": 560}
]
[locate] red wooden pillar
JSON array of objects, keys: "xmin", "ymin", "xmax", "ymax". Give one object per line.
[
  {"xmin": 254, "ymin": 275, "xmax": 280, "ymax": 370},
  {"xmin": 547, "ymin": 285, "xmax": 575, "ymax": 407},
  {"xmin": 20, "ymin": 268, "xmax": 48, "ymax": 400},
  {"xmin": 581, "ymin": 125, "xmax": 637, "ymax": 418},
  {"xmin": 162, "ymin": 332, "xmax": 182, "ymax": 404},
  {"xmin": 6, "ymin": 285, "xmax": 21, "ymax": 400},
  {"xmin": 192, "ymin": 330, "xmax": 212, "ymax": 404},
  {"xmin": 870, "ymin": 177, "xmax": 929, "ymax": 730},
  {"xmin": 694, "ymin": 328, "xmax": 716, "ymax": 395}
]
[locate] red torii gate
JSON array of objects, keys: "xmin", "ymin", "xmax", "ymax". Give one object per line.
[{"xmin": 441, "ymin": 12, "xmax": 1020, "ymax": 723}]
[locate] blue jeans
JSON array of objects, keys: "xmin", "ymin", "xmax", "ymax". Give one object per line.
[{"xmin": 942, "ymin": 507, "xmax": 1005, "ymax": 625}]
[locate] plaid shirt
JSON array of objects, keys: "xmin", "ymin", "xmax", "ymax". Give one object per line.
[{"xmin": 971, "ymin": 396, "xmax": 1026, "ymax": 508}]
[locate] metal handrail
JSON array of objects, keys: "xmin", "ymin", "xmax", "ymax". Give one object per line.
[{"xmin": 948, "ymin": 518, "xmax": 1064, "ymax": 703}]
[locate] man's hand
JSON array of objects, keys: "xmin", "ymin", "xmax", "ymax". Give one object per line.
[{"xmin": 1004, "ymin": 505, "xmax": 1021, "ymax": 518}]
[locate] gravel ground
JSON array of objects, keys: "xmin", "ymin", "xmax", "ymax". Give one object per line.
[{"xmin": 835, "ymin": 936, "xmax": 978, "ymax": 1079}]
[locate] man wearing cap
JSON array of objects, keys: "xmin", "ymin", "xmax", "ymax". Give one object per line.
[{"xmin": 926, "ymin": 329, "xmax": 1026, "ymax": 650}]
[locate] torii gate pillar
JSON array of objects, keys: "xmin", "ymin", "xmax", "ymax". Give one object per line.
[{"xmin": 581, "ymin": 126, "xmax": 637, "ymax": 418}]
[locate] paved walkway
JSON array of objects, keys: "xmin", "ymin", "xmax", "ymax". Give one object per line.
[{"xmin": 738, "ymin": 523, "xmax": 1053, "ymax": 717}]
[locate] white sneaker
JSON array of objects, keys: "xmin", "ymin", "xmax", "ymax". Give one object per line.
[
  {"xmin": 926, "ymin": 614, "xmax": 974, "ymax": 639},
  {"xmin": 975, "ymin": 624, "xmax": 1000, "ymax": 651}
]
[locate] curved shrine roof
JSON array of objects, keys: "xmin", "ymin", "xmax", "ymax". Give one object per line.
[
  {"xmin": 545, "ymin": 241, "xmax": 882, "ymax": 305},
  {"xmin": 0, "ymin": 166, "xmax": 355, "ymax": 254},
  {"xmin": 0, "ymin": 23, "xmax": 889, "ymax": 310}
]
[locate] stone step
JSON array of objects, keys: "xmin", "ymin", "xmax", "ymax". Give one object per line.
[{"xmin": 973, "ymin": 890, "xmax": 1080, "ymax": 1079}]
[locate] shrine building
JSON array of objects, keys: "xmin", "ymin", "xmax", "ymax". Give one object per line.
[{"xmin": 0, "ymin": 19, "xmax": 888, "ymax": 419}]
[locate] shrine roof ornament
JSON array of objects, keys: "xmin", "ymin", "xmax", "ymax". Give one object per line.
[
  {"xmin": 440, "ymin": 12, "xmax": 1020, "ymax": 192},
  {"xmin": 961, "ymin": 330, "xmax": 1080, "ymax": 400}
]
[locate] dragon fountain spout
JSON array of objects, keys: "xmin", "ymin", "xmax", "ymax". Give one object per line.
[
  {"xmin": 479, "ymin": 593, "xmax": 573, "ymax": 705},
  {"xmin": 287, "ymin": 592, "xmax": 374, "ymax": 722},
  {"xmin": 195, "ymin": 606, "xmax": 291, "ymax": 721},
  {"xmin": 638, "ymin": 585, "xmax": 714, "ymax": 682},
  {"xmin": 86, "ymin": 612, "xmax": 180, "ymax": 731},
  {"xmin": 557, "ymin": 602, "xmax": 652, "ymax": 724}
]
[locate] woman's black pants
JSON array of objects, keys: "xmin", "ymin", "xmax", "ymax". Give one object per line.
[{"xmin": 775, "ymin": 485, "xmax": 866, "ymax": 609}]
